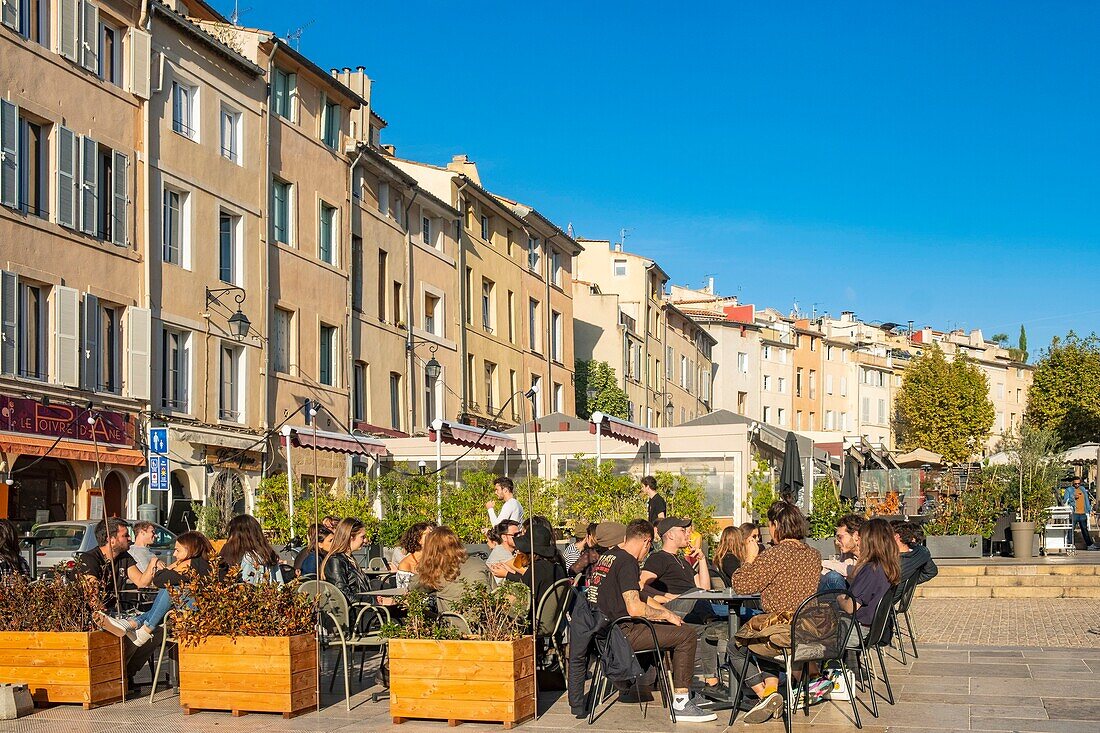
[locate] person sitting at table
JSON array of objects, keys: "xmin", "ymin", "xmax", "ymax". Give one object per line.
[
  {"xmin": 488, "ymin": 522, "xmax": 566, "ymax": 625},
  {"xmin": 395, "ymin": 521, "xmax": 436, "ymax": 588},
  {"xmin": 713, "ymin": 525, "xmax": 750, "ymax": 585},
  {"xmin": 726, "ymin": 501, "xmax": 822, "ymax": 724},
  {"xmin": 741, "ymin": 522, "xmax": 764, "ymax": 553},
  {"xmin": 572, "ymin": 521, "xmax": 625, "ymax": 585},
  {"xmin": 562, "ymin": 520, "xmax": 592, "ymax": 568},
  {"xmin": 414, "ymin": 526, "xmax": 491, "ymax": 614},
  {"xmin": 839, "ymin": 517, "xmax": 900, "ymax": 630},
  {"xmin": 891, "ymin": 520, "xmax": 938, "ymax": 586},
  {"xmin": 298, "ymin": 525, "xmax": 333, "ymax": 577},
  {"xmin": 819, "ymin": 513, "xmax": 863, "ymax": 592},
  {"xmin": 486, "ymin": 519, "xmax": 521, "ymax": 585},
  {"xmin": 321, "ymin": 518, "xmax": 371, "ymax": 599},
  {"xmin": 0, "ymin": 519, "xmax": 30, "ymax": 577},
  {"xmin": 97, "ymin": 531, "xmax": 215, "ymax": 646},
  {"xmin": 219, "ymin": 515, "xmax": 283, "ymax": 584}
]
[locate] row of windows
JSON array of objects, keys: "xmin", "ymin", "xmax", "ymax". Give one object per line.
[
  {"xmin": 465, "ymin": 203, "xmax": 566, "ymax": 286},
  {"xmin": 462, "ymin": 360, "xmax": 564, "ymax": 421},
  {"xmin": 461, "ymin": 268, "xmax": 563, "ymax": 359},
  {"xmin": 4, "ymin": 0, "xmax": 128, "ymax": 89},
  {"xmin": 270, "ymin": 67, "xmax": 342, "ymax": 150}
]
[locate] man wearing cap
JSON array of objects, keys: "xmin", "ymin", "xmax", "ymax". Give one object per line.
[
  {"xmin": 489, "ymin": 523, "xmax": 567, "ymax": 622},
  {"xmin": 572, "ymin": 522, "xmax": 625, "ymax": 585}
]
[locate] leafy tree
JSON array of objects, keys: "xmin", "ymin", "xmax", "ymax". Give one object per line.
[
  {"xmin": 991, "ymin": 333, "xmax": 1009, "ymax": 345},
  {"xmin": 377, "ymin": 465, "xmax": 445, "ymax": 547},
  {"xmin": 997, "ymin": 424, "xmax": 1064, "ymax": 525},
  {"xmin": 743, "ymin": 453, "xmax": 777, "ymax": 521},
  {"xmin": 556, "ymin": 455, "xmax": 645, "ymax": 524},
  {"xmin": 1025, "ymin": 332, "xmax": 1100, "ymax": 447},
  {"xmin": 808, "ymin": 477, "xmax": 844, "ymax": 539},
  {"xmin": 574, "ymin": 360, "xmax": 630, "ymax": 420},
  {"xmin": 1019, "ymin": 325, "xmax": 1028, "ymax": 362},
  {"xmin": 894, "ymin": 344, "xmax": 995, "ymax": 463}
]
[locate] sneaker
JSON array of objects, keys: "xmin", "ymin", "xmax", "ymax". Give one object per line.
[
  {"xmin": 126, "ymin": 626, "xmax": 153, "ymax": 647},
  {"xmin": 95, "ymin": 613, "xmax": 133, "ymax": 639},
  {"xmin": 671, "ymin": 698, "xmax": 718, "ymax": 723},
  {"xmin": 1088, "ymin": 544, "xmax": 1100, "ymax": 551},
  {"xmin": 743, "ymin": 691, "xmax": 784, "ymax": 724}
]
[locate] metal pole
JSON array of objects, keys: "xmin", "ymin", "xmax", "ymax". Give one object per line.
[
  {"xmin": 436, "ymin": 433, "xmax": 443, "ymax": 525},
  {"xmin": 282, "ymin": 426, "xmax": 295, "ymax": 540}
]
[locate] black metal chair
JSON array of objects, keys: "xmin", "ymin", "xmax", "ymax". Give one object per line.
[
  {"xmin": 845, "ymin": 584, "xmax": 898, "ymax": 718},
  {"xmin": 729, "ymin": 589, "xmax": 863, "ymax": 732},
  {"xmin": 534, "ymin": 577, "xmax": 574, "ymax": 682},
  {"xmin": 587, "ymin": 616, "xmax": 676, "ymax": 724},
  {"xmin": 890, "ymin": 576, "xmax": 919, "ymax": 663}
]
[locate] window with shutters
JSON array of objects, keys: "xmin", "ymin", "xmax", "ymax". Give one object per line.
[
  {"xmin": 218, "ymin": 211, "xmax": 240, "ymax": 284},
  {"xmin": 272, "ymin": 307, "xmax": 292, "ymax": 374},
  {"xmin": 271, "ymin": 67, "xmax": 296, "ymax": 122},
  {"xmin": 161, "ymin": 327, "xmax": 190, "ymax": 411},
  {"xmin": 484, "ymin": 361, "xmax": 496, "ymax": 413},
  {"xmin": 527, "ymin": 236, "xmax": 540, "ymax": 271},
  {"xmin": 52, "ymin": 286, "xmax": 79, "ymax": 387},
  {"xmin": 389, "ymin": 372, "xmax": 402, "ymax": 431},
  {"xmin": 19, "ymin": 283, "xmax": 47, "ymax": 380},
  {"xmin": 171, "ymin": 80, "xmax": 198, "ymax": 140},
  {"xmin": 551, "ymin": 310, "xmax": 562, "ymax": 363},
  {"xmin": 219, "ymin": 343, "xmax": 243, "ymax": 422},
  {"xmin": 481, "ymin": 278, "xmax": 494, "ymax": 332},
  {"xmin": 421, "ymin": 215, "xmax": 432, "ymax": 246},
  {"xmin": 424, "ymin": 293, "xmax": 440, "ymax": 336},
  {"xmin": 6, "ymin": 0, "xmax": 49, "ymax": 45},
  {"xmin": 319, "ymin": 324, "xmax": 337, "ymax": 386},
  {"xmin": 318, "ymin": 201, "xmax": 336, "ymax": 265},
  {"xmin": 20, "ymin": 117, "xmax": 49, "ymax": 220},
  {"xmin": 351, "ymin": 236, "xmax": 363, "ymax": 311},
  {"xmin": 56, "ymin": 126, "xmax": 78, "ymax": 228},
  {"xmin": 353, "ymin": 361, "xmax": 368, "ymax": 421},
  {"xmin": 528, "ymin": 298, "xmax": 540, "ymax": 353},
  {"xmin": 551, "ymin": 249, "xmax": 562, "ymax": 287},
  {"xmin": 99, "ymin": 304, "xmax": 119, "ymax": 392},
  {"xmin": 98, "ymin": 17, "xmax": 121, "ymax": 86},
  {"xmin": 220, "ymin": 105, "xmax": 241, "ymax": 164},
  {"xmin": 320, "ymin": 96, "xmax": 340, "ymax": 149},
  {"xmin": 0, "ymin": 100, "xmax": 20, "ymax": 213},
  {"xmin": 94, "ymin": 144, "xmax": 127, "ymax": 244},
  {"xmin": 161, "ymin": 187, "xmax": 188, "ymax": 266},
  {"xmin": 480, "ymin": 214, "xmax": 490, "ymax": 243},
  {"xmin": 271, "ymin": 178, "xmax": 291, "ymax": 245},
  {"xmin": 378, "ymin": 252, "xmax": 389, "ymax": 322}
]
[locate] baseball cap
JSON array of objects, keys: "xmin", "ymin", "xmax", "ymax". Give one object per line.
[
  {"xmin": 571, "ymin": 519, "xmax": 589, "ymax": 540},
  {"xmin": 593, "ymin": 521, "xmax": 627, "ymax": 549},
  {"xmin": 656, "ymin": 517, "xmax": 692, "ymax": 537}
]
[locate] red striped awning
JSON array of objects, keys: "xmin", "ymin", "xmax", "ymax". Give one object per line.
[
  {"xmin": 282, "ymin": 428, "xmax": 388, "ymax": 457},
  {"xmin": 429, "ymin": 420, "xmax": 517, "ymax": 451},
  {"xmin": 589, "ymin": 413, "xmax": 660, "ymax": 446}
]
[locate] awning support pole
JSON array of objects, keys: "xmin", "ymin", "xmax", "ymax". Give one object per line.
[{"xmin": 436, "ymin": 436, "xmax": 443, "ymax": 525}]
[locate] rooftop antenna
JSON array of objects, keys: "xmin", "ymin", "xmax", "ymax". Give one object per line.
[
  {"xmin": 619, "ymin": 227, "xmax": 630, "ymax": 248},
  {"xmin": 229, "ymin": 1, "xmax": 251, "ymax": 24},
  {"xmin": 566, "ymin": 222, "xmax": 575, "ymax": 238},
  {"xmin": 285, "ymin": 19, "xmax": 315, "ymax": 49}
]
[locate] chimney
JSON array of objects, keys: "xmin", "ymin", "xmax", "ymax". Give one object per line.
[
  {"xmin": 612, "ymin": 242, "xmax": 622, "ymax": 252},
  {"xmin": 381, "ymin": 144, "xmax": 396, "ymax": 156},
  {"xmin": 706, "ymin": 276, "xmax": 715, "ymax": 294},
  {"xmin": 447, "ymin": 154, "xmax": 481, "ymax": 185},
  {"xmin": 841, "ymin": 310, "xmax": 855, "ymax": 323}
]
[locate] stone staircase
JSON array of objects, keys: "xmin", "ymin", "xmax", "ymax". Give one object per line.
[{"xmin": 915, "ymin": 563, "xmax": 1100, "ymax": 599}]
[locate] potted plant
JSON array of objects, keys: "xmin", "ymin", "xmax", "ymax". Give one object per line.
[
  {"xmin": 923, "ymin": 469, "xmax": 1004, "ymax": 558},
  {"xmin": 1000, "ymin": 426, "xmax": 1063, "ymax": 558},
  {"xmin": 744, "ymin": 454, "xmax": 777, "ymax": 539},
  {"xmin": 386, "ymin": 581, "xmax": 533, "ymax": 728},
  {"xmin": 167, "ymin": 570, "xmax": 316, "ymax": 718},
  {"xmin": 0, "ymin": 574, "xmax": 123, "ymax": 708},
  {"xmin": 806, "ymin": 477, "xmax": 844, "ymax": 557}
]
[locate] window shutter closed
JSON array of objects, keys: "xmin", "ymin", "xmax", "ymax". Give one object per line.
[
  {"xmin": 80, "ymin": 0, "xmax": 98, "ymax": 72},
  {"xmin": 59, "ymin": 0, "xmax": 78, "ymax": 61},
  {"xmin": 57, "ymin": 127, "xmax": 77, "ymax": 228},
  {"xmin": 1, "ymin": 0, "xmax": 19, "ymax": 31},
  {"xmin": 0, "ymin": 271, "xmax": 18, "ymax": 376},
  {"xmin": 54, "ymin": 286, "xmax": 80, "ymax": 387},
  {"xmin": 111, "ymin": 151, "xmax": 127, "ymax": 245},
  {"xmin": 0, "ymin": 99, "xmax": 17, "ymax": 209},
  {"xmin": 127, "ymin": 29, "xmax": 151, "ymax": 99},
  {"xmin": 80, "ymin": 135, "xmax": 97, "ymax": 235},
  {"xmin": 126, "ymin": 306, "xmax": 150, "ymax": 400},
  {"xmin": 82, "ymin": 293, "xmax": 99, "ymax": 391}
]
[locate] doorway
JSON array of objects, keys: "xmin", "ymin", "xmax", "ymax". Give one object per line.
[
  {"xmin": 103, "ymin": 471, "xmax": 126, "ymax": 517},
  {"xmin": 9, "ymin": 457, "xmax": 76, "ymax": 526}
]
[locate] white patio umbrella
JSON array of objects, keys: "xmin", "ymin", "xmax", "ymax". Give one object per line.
[{"xmin": 1061, "ymin": 442, "xmax": 1100, "ymax": 465}]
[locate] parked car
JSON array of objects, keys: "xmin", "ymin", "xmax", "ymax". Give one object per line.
[{"xmin": 21, "ymin": 520, "xmax": 176, "ymax": 578}]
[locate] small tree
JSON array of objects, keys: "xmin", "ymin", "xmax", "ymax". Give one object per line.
[
  {"xmin": 808, "ymin": 477, "xmax": 844, "ymax": 539},
  {"xmin": 743, "ymin": 453, "xmax": 777, "ymax": 522},
  {"xmin": 378, "ymin": 466, "xmax": 445, "ymax": 547},
  {"xmin": 556, "ymin": 455, "xmax": 644, "ymax": 524},
  {"xmin": 574, "ymin": 360, "xmax": 630, "ymax": 420},
  {"xmin": 999, "ymin": 424, "xmax": 1064, "ymax": 525},
  {"xmin": 654, "ymin": 471, "xmax": 718, "ymax": 541},
  {"xmin": 894, "ymin": 344, "xmax": 995, "ymax": 463},
  {"xmin": 1025, "ymin": 332, "xmax": 1100, "ymax": 448}
]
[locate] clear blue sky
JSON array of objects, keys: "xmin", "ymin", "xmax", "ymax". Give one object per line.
[{"xmin": 218, "ymin": 0, "xmax": 1100, "ymax": 359}]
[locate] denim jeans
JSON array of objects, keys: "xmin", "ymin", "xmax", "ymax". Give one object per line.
[
  {"xmin": 1073, "ymin": 514, "xmax": 1094, "ymax": 547},
  {"xmin": 133, "ymin": 587, "xmax": 173, "ymax": 631},
  {"xmin": 818, "ymin": 570, "xmax": 848, "ymax": 593}
]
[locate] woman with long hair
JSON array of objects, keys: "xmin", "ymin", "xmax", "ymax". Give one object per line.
[
  {"xmin": 414, "ymin": 526, "xmax": 490, "ymax": 613},
  {"xmin": 740, "ymin": 522, "xmax": 763, "ymax": 552},
  {"xmin": 713, "ymin": 525, "xmax": 748, "ymax": 584},
  {"xmin": 0, "ymin": 519, "xmax": 29, "ymax": 577},
  {"xmin": 841, "ymin": 517, "xmax": 901, "ymax": 628},
  {"xmin": 321, "ymin": 518, "xmax": 370, "ymax": 599},
  {"xmin": 219, "ymin": 515, "xmax": 281, "ymax": 584},
  {"xmin": 396, "ymin": 521, "xmax": 435, "ymax": 588},
  {"xmin": 97, "ymin": 530, "xmax": 215, "ymax": 646}
]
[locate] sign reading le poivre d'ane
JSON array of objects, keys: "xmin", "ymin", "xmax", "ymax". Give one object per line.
[{"xmin": 0, "ymin": 395, "xmax": 134, "ymax": 446}]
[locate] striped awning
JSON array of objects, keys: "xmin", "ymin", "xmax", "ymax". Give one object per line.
[
  {"xmin": 589, "ymin": 413, "xmax": 659, "ymax": 446},
  {"xmin": 429, "ymin": 420, "xmax": 517, "ymax": 451},
  {"xmin": 282, "ymin": 428, "xmax": 388, "ymax": 457}
]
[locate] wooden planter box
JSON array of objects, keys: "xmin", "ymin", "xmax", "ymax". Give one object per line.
[
  {"xmin": 179, "ymin": 634, "xmax": 316, "ymax": 718},
  {"xmin": 0, "ymin": 631, "xmax": 123, "ymax": 708},
  {"xmin": 389, "ymin": 636, "xmax": 535, "ymax": 728}
]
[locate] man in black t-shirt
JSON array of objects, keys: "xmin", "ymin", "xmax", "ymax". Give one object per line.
[
  {"xmin": 586, "ymin": 519, "xmax": 716, "ymax": 723},
  {"xmin": 641, "ymin": 476, "xmax": 666, "ymax": 526}
]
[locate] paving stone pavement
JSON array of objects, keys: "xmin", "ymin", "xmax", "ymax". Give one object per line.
[{"xmin": 4, "ymin": 598, "xmax": 1100, "ymax": 733}]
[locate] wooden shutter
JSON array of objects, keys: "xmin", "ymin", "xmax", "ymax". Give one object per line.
[
  {"xmin": 59, "ymin": 0, "xmax": 78, "ymax": 61},
  {"xmin": 1, "ymin": 0, "xmax": 19, "ymax": 31},
  {"xmin": 126, "ymin": 306, "xmax": 150, "ymax": 400},
  {"xmin": 127, "ymin": 28, "xmax": 151, "ymax": 99},
  {"xmin": 0, "ymin": 99, "xmax": 17, "ymax": 209},
  {"xmin": 80, "ymin": 135, "xmax": 97, "ymax": 235},
  {"xmin": 0, "ymin": 271, "xmax": 17, "ymax": 376},
  {"xmin": 80, "ymin": 0, "xmax": 98, "ymax": 72},
  {"xmin": 53, "ymin": 286, "xmax": 80, "ymax": 387},
  {"xmin": 111, "ymin": 151, "xmax": 127, "ymax": 245},
  {"xmin": 82, "ymin": 293, "xmax": 99, "ymax": 391},
  {"xmin": 57, "ymin": 126, "xmax": 77, "ymax": 228}
]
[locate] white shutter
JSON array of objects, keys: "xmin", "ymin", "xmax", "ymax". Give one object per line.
[
  {"xmin": 127, "ymin": 28, "xmax": 151, "ymax": 99},
  {"xmin": 111, "ymin": 151, "xmax": 127, "ymax": 245},
  {"xmin": 57, "ymin": 126, "xmax": 77, "ymax": 228},
  {"xmin": 53, "ymin": 286, "xmax": 80, "ymax": 387},
  {"xmin": 0, "ymin": 99, "xmax": 17, "ymax": 209},
  {"xmin": 80, "ymin": 135, "xmax": 97, "ymax": 235},
  {"xmin": 80, "ymin": 0, "xmax": 98, "ymax": 72},
  {"xmin": 1, "ymin": 0, "xmax": 18, "ymax": 31},
  {"xmin": 0, "ymin": 271, "xmax": 18, "ymax": 376},
  {"xmin": 82, "ymin": 293, "xmax": 99, "ymax": 391},
  {"xmin": 125, "ymin": 306, "xmax": 150, "ymax": 400},
  {"xmin": 59, "ymin": 0, "xmax": 78, "ymax": 61}
]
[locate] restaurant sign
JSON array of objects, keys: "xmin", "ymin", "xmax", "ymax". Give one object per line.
[{"xmin": 0, "ymin": 395, "xmax": 135, "ymax": 446}]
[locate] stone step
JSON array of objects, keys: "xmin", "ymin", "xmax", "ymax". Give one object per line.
[
  {"xmin": 974, "ymin": 574, "xmax": 1100, "ymax": 587},
  {"xmin": 914, "ymin": 584, "xmax": 1100, "ymax": 599},
  {"xmin": 936, "ymin": 564, "xmax": 1100, "ymax": 577}
]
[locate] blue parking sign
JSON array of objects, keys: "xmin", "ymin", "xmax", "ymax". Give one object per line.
[
  {"xmin": 149, "ymin": 455, "xmax": 169, "ymax": 491},
  {"xmin": 149, "ymin": 427, "xmax": 168, "ymax": 455}
]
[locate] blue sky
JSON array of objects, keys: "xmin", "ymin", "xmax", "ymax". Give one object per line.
[{"xmin": 218, "ymin": 0, "xmax": 1100, "ymax": 358}]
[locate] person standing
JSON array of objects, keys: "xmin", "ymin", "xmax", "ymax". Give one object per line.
[
  {"xmin": 486, "ymin": 476, "xmax": 524, "ymax": 525},
  {"xmin": 1065, "ymin": 477, "xmax": 1099, "ymax": 550},
  {"xmin": 642, "ymin": 475, "xmax": 666, "ymax": 525}
]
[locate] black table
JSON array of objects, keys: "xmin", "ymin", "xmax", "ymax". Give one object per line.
[{"xmin": 678, "ymin": 589, "xmax": 761, "ymax": 711}]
